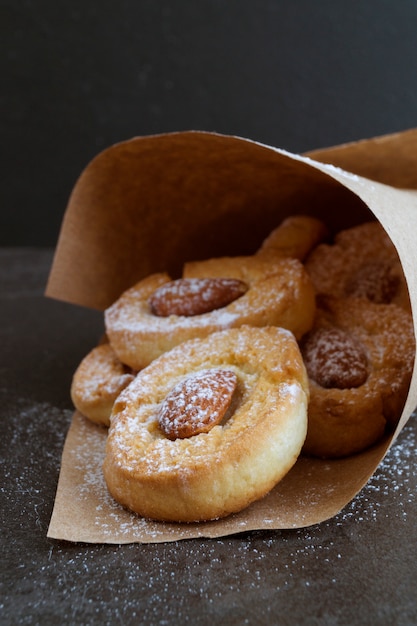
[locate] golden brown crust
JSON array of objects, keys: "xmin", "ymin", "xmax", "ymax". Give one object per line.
[
  {"xmin": 183, "ymin": 215, "xmax": 327, "ymax": 280},
  {"xmin": 70, "ymin": 343, "xmax": 136, "ymax": 427},
  {"xmin": 103, "ymin": 326, "xmax": 309, "ymax": 522},
  {"xmin": 305, "ymin": 221, "xmax": 411, "ymax": 310},
  {"xmin": 301, "ymin": 295, "xmax": 415, "ymax": 458},
  {"xmin": 183, "ymin": 253, "xmax": 292, "ymax": 283},
  {"xmin": 105, "ymin": 260, "xmax": 316, "ymax": 371},
  {"xmin": 256, "ymin": 215, "xmax": 328, "ymax": 261}
]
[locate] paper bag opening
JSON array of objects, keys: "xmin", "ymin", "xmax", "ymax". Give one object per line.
[{"xmin": 46, "ymin": 130, "xmax": 417, "ymax": 543}]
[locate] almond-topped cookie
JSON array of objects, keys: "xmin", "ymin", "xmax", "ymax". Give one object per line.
[
  {"xmin": 103, "ymin": 326, "xmax": 309, "ymax": 523},
  {"xmin": 300, "ymin": 295, "xmax": 415, "ymax": 459},
  {"xmin": 256, "ymin": 215, "xmax": 328, "ymax": 261},
  {"xmin": 70, "ymin": 343, "xmax": 136, "ymax": 427},
  {"xmin": 104, "ymin": 257, "xmax": 316, "ymax": 371},
  {"xmin": 305, "ymin": 221, "xmax": 411, "ymax": 311}
]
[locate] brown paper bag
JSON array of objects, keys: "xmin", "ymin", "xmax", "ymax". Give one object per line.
[{"xmin": 46, "ymin": 129, "xmax": 417, "ymax": 544}]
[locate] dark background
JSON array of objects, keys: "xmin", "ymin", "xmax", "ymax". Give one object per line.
[
  {"xmin": 2, "ymin": 0, "xmax": 417, "ymax": 246},
  {"xmin": 2, "ymin": 4, "xmax": 417, "ymax": 624}
]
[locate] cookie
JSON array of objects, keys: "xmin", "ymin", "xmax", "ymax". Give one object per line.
[
  {"xmin": 300, "ymin": 295, "xmax": 415, "ymax": 458},
  {"xmin": 105, "ymin": 259, "xmax": 315, "ymax": 370},
  {"xmin": 71, "ymin": 343, "xmax": 136, "ymax": 426},
  {"xmin": 103, "ymin": 326, "xmax": 309, "ymax": 522},
  {"xmin": 305, "ymin": 221, "xmax": 410, "ymax": 310}
]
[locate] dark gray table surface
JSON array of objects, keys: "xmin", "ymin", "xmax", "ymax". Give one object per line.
[{"xmin": 1, "ymin": 248, "xmax": 416, "ymax": 626}]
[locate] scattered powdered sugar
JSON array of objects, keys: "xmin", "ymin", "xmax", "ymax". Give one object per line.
[
  {"xmin": 149, "ymin": 277, "xmax": 248, "ymax": 317},
  {"xmin": 104, "ymin": 326, "xmax": 308, "ymax": 477},
  {"xmin": 110, "ymin": 298, "xmax": 240, "ymax": 331},
  {"xmin": 158, "ymin": 368, "xmax": 238, "ymax": 438},
  {"xmin": 337, "ymin": 418, "xmax": 416, "ymax": 524},
  {"xmin": 305, "ymin": 221, "xmax": 405, "ymax": 303},
  {"xmin": 54, "ymin": 410, "xmax": 417, "ymax": 543},
  {"xmin": 64, "ymin": 416, "xmax": 175, "ymax": 539},
  {"xmin": 302, "ymin": 326, "xmax": 368, "ymax": 389},
  {"xmin": 280, "ymin": 381, "xmax": 304, "ymax": 403},
  {"xmin": 72, "ymin": 344, "xmax": 135, "ymax": 403},
  {"xmin": 345, "ymin": 260, "xmax": 401, "ymax": 304},
  {"xmin": 105, "ymin": 259, "xmax": 307, "ymax": 337}
]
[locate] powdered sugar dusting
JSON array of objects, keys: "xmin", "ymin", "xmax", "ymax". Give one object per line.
[
  {"xmin": 52, "ymin": 410, "xmax": 417, "ymax": 543},
  {"xmin": 64, "ymin": 414, "xmax": 196, "ymax": 540},
  {"xmin": 158, "ymin": 368, "xmax": 238, "ymax": 439},
  {"xmin": 305, "ymin": 221, "xmax": 409, "ymax": 310},
  {"xmin": 302, "ymin": 326, "xmax": 368, "ymax": 389},
  {"xmin": 149, "ymin": 277, "xmax": 248, "ymax": 317},
  {"xmin": 71, "ymin": 344, "xmax": 135, "ymax": 404},
  {"xmin": 105, "ymin": 259, "xmax": 312, "ymax": 355},
  {"xmin": 338, "ymin": 418, "xmax": 416, "ymax": 524}
]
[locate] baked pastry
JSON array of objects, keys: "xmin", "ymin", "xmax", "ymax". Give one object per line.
[
  {"xmin": 300, "ymin": 295, "xmax": 415, "ymax": 458},
  {"xmin": 103, "ymin": 325, "xmax": 309, "ymax": 522},
  {"xmin": 71, "ymin": 343, "xmax": 136, "ymax": 426},
  {"xmin": 256, "ymin": 215, "xmax": 328, "ymax": 260},
  {"xmin": 183, "ymin": 215, "xmax": 327, "ymax": 279},
  {"xmin": 105, "ymin": 259, "xmax": 316, "ymax": 371},
  {"xmin": 305, "ymin": 221, "xmax": 410, "ymax": 310}
]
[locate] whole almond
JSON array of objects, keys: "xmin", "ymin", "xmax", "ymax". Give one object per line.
[
  {"xmin": 301, "ymin": 326, "xmax": 369, "ymax": 389},
  {"xmin": 345, "ymin": 261, "xmax": 400, "ymax": 304},
  {"xmin": 158, "ymin": 368, "xmax": 238, "ymax": 439},
  {"xmin": 149, "ymin": 277, "xmax": 248, "ymax": 317}
]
